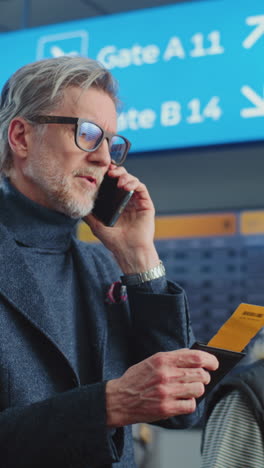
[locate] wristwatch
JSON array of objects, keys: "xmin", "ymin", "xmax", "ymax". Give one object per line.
[{"xmin": 121, "ymin": 261, "xmax": 166, "ymax": 286}]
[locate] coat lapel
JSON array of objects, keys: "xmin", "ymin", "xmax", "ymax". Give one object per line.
[{"xmin": 0, "ymin": 224, "xmax": 77, "ymax": 378}]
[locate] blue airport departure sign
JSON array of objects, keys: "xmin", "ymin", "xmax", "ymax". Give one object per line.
[{"xmin": 0, "ymin": 0, "xmax": 263, "ymax": 153}]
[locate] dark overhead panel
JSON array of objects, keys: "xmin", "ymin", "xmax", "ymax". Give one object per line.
[{"xmin": 0, "ymin": 0, "xmax": 202, "ymax": 32}]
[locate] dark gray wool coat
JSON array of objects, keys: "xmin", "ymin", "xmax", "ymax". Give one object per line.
[{"xmin": 0, "ymin": 180, "xmax": 201, "ymax": 468}]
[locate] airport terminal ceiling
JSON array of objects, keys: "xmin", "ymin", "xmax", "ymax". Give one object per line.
[{"xmin": 0, "ymin": 0, "xmax": 202, "ymax": 31}]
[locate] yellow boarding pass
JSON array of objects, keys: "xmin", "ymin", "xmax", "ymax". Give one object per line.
[{"xmin": 208, "ymin": 303, "xmax": 264, "ymax": 352}]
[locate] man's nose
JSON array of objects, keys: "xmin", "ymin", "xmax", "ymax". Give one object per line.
[{"xmin": 86, "ymin": 139, "xmax": 111, "ymax": 167}]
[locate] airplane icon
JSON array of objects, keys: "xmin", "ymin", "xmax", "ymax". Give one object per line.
[
  {"xmin": 50, "ymin": 45, "xmax": 79, "ymax": 57},
  {"xmin": 36, "ymin": 30, "xmax": 89, "ymax": 60}
]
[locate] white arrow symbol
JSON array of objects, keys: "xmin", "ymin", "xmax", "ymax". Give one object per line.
[
  {"xmin": 241, "ymin": 85, "xmax": 264, "ymax": 118},
  {"xmin": 242, "ymin": 15, "xmax": 264, "ymax": 49}
]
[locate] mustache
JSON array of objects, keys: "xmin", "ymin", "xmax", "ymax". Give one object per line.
[{"xmin": 73, "ymin": 168, "xmax": 104, "ymax": 185}]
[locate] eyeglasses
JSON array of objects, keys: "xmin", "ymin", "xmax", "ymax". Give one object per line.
[{"xmin": 30, "ymin": 115, "xmax": 131, "ymax": 166}]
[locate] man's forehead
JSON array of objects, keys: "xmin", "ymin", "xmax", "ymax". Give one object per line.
[
  {"xmin": 63, "ymin": 85, "xmax": 114, "ymax": 104},
  {"xmin": 59, "ymin": 86, "xmax": 117, "ymax": 118}
]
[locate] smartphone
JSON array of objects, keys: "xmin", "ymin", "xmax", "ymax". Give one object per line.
[{"xmin": 92, "ymin": 174, "xmax": 134, "ymax": 227}]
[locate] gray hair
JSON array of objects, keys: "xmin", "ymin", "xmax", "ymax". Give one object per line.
[{"xmin": 0, "ymin": 56, "xmax": 119, "ymax": 176}]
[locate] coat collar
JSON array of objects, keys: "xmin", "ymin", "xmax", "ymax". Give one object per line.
[{"xmin": 0, "ymin": 178, "xmax": 78, "ymax": 252}]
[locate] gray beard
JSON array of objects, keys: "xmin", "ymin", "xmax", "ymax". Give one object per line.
[{"xmin": 24, "ymin": 165, "xmax": 98, "ymax": 218}]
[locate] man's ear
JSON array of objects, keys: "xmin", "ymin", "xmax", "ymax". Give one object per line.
[{"xmin": 8, "ymin": 117, "xmax": 32, "ymax": 160}]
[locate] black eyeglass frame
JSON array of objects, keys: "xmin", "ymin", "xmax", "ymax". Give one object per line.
[{"xmin": 29, "ymin": 115, "xmax": 131, "ymax": 166}]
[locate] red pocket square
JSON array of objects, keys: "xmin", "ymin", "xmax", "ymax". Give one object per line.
[{"xmin": 105, "ymin": 281, "xmax": 128, "ymax": 304}]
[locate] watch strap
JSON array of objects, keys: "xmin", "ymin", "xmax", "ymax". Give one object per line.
[{"xmin": 121, "ymin": 261, "xmax": 166, "ymax": 286}]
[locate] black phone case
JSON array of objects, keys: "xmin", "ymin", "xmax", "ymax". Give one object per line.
[
  {"xmin": 191, "ymin": 342, "xmax": 246, "ymax": 402},
  {"xmin": 92, "ymin": 176, "xmax": 133, "ymax": 226}
]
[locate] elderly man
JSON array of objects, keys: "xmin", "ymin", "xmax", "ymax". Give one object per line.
[{"xmin": 0, "ymin": 56, "xmax": 218, "ymax": 467}]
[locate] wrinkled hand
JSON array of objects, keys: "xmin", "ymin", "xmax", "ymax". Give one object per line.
[
  {"xmin": 83, "ymin": 164, "xmax": 159, "ymax": 273},
  {"xmin": 106, "ymin": 348, "xmax": 219, "ymax": 427}
]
